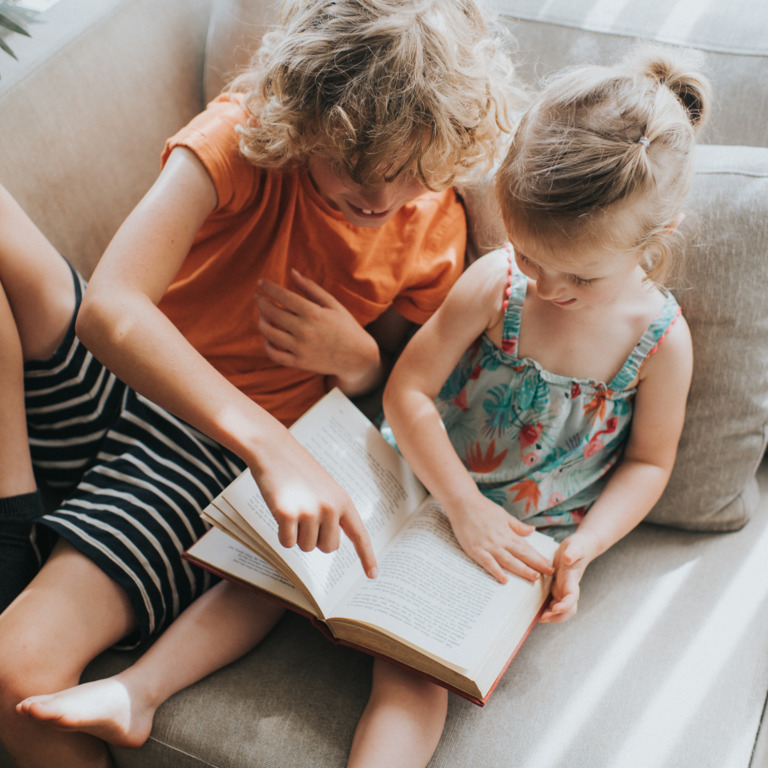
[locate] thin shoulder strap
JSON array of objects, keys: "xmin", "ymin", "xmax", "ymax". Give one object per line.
[
  {"xmin": 609, "ymin": 290, "xmax": 682, "ymax": 390},
  {"xmin": 500, "ymin": 243, "xmax": 527, "ymax": 356}
]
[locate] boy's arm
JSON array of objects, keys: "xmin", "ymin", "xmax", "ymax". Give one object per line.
[
  {"xmin": 76, "ymin": 147, "xmax": 377, "ymax": 577},
  {"xmin": 255, "ymin": 201, "xmax": 463, "ymax": 398},
  {"xmin": 542, "ymin": 315, "xmax": 694, "ymax": 622},
  {"xmin": 256, "ymin": 272, "xmax": 423, "ymax": 398},
  {"xmin": 383, "ymin": 252, "xmax": 554, "ymax": 584},
  {"xmin": 334, "ymin": 305, "xmax": 415, "ymax": 395},
  {"xmin": 255, "ymin": 269, "xmax": 399, "ymax": 397}
]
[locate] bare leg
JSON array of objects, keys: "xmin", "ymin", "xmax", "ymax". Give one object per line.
[
  {"xmin": 0, "ymin": 540, "xmax": 137, "ymax": 768},
  {"xmin": 0, "ymin": 283, "xmax": 42, "ymax": 608},
  {"xmin": 0, "ymin": 285, "xmax": 36, "ymax": 497},
  {"xmin": 347, "ymin": 658, "xmax": 448, "ymax": 768},
  {"xmin": 0, "ymin": 185, "xmax": 77, "ymax": 609},
  {"xmin": 0, "ymin": 184, "xmax": 76, "ymax": 363},
  {"xmin": 0, "ymin": 183, "xmax": 74, "ymax": 494},
  {"xmin": 17, "ymin": 580, "xmax": 285, "ymax": 747}
]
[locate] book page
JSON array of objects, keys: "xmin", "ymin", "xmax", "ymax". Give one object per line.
[
  {"xmin": 219, "ymin": 389, "xmax": 428, "ymax": 616},
  {"xmin": 203, "ymin": 498, "xmax": 266, "ymax": 552},
  {"xmin": 332, "ymin": 499, "xmax": 559, "ymax": 670},
  {"xmin": 186, "ymin": 528, "xmax": 316, "ymax": 614}
]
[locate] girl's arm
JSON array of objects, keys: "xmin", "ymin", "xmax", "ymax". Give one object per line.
[
  {"xmin": 383, "ymin": 251, "xmax": 555, "ymax": 584},
  {"xmin": 76, "ymin": 147, "xmax": 377, "ymax": 577},
  {"xmin": 542, "ymin": 314, "xmax": 694, "ymax": 622}
]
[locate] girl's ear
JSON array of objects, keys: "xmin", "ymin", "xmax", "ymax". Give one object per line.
[{"xmin": 663, "ymin": 212, "xmax": 685, "ymax": 235}]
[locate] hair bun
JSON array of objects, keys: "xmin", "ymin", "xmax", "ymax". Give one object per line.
[{"xmin": 630, "ymin": 47, "xmax": 712, "ymax": 132}]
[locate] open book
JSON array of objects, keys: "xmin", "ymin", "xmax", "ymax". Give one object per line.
[{"xmin": 184, "ymin": 388, "xmax": 558, "ymax": 705}]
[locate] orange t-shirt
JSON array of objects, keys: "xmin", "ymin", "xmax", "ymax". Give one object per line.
[{"xmin": 158, "ymin": 95, "xmax": 466, "ymax": 425}]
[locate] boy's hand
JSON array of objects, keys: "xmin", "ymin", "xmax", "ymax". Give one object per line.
[
  {"xmin": 540, "ymin": 533, "xmax": 596, "ymax": 623},
  {"xmin": 252, "ymin": 437, "xmax": 378, "ymax": 579},
  {"xmin": 256, "ymin": 270, "xmax": 380, "ymax": 389},
  {"xmin": 447, "ymin": 495, "xmax": 554, "ymax": 584}
]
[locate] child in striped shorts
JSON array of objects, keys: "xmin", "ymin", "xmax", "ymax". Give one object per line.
[
  {"xmin": 0, "ymin": 1, "xmax": 521, "ymax": 766},
  {"xmin": 23, "ymin": 263, "xmax": 246, "ymax": 643}
]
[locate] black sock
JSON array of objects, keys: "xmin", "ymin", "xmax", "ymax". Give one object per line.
[{"xmin": 0, "ymin": 491, "xmax": 46, "ymax": 612}]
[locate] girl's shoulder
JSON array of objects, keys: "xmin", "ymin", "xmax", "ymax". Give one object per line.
[
  {"xmin": 636, "ymin": 295, "xmax": 692, "ymax": 387},
  {"xmin": 461, "ymin": 247, "xmax": 513, "ymax": 305},
  {"xmin": 464, "ymin": 246, "xmax": 512, "ymax": 283},
  {"xmin": 453, "ymin": 247, "xmax": 513, "ymax": 341}
]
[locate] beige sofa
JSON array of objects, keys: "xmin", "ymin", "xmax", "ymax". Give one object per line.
[{"xmin": 1, "ymin": 1, "xmax": 767, "ymax": 766}]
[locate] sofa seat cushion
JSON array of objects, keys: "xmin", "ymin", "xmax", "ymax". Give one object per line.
[{"xmin": 80, "ymin": 462, "xmax": 768, "ymax": 768}]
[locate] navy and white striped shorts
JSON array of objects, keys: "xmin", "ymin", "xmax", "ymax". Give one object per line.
[{"xmin": 25, "ymin": 267, "xmax": 245, "ymax": 647}]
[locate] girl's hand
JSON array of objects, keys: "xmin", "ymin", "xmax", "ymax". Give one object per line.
[
  {"xmin": 252, "ymin": 433, "xmax": 379, "ymax": 579},
  {"xmin": 256, "ymin": 270, "xmax": 381, "ymax": 393},
  {"xmin": 447, "ymin": 495, "xmax": 555, "ymax": 584},
  {"xmin": 540, "ymin": 533, "xmax": 597, "ymax": 623}
]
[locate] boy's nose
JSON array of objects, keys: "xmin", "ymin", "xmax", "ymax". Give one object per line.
[
  {"xmin": 360, "ymin": 182, "xmax": 402, "ymax": 213},
  {"xmin": 360, "ymin": 192, "xmax": 393, "ymax": 213}
]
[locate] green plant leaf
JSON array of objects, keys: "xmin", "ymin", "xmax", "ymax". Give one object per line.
[
  {"xmin": 0, "ymin": 35, "xmax": 17, "ymax": 59},
  {"xmin": 0, "ymin": 11, "xmax": 32, "ymax": 38},
  {"xmin": 0, "ymin": 1, "xmax": 35, "ymax": 24},
  {"xmin": 0, "ymin": 1, "xmax": 36, "ymax": 71}
]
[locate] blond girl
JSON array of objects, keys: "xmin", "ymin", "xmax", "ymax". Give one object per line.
[{"xmin": 377, "ymin": 47, "xmax": 709, "ymax": 758}]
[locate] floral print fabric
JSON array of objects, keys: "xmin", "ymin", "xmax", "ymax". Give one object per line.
[{"xmin": 435, "ymin": 249, "xmax": 681, "ymax": 533}]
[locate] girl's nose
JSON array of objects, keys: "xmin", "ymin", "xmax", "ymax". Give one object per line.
[{"xmin": 534, "ymin": 273, "xmax": 564, "ymax": 300}]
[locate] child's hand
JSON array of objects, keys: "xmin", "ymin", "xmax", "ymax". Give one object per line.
[
  {"xmin": 447, "ymin": 495, "xmax": 555, "ymax": 584},
  {"xmin": 253, "ymin": 434, "xmax": 378, "ymax": 579},
  {"xmin": 256, "ymin": 270, "xmax": 380, "ymax": 390},
  {"xmin": 540, "ymin": 533, "xmax": 597, "ymax": 623}
]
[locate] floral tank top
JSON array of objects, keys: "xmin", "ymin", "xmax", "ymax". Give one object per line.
[{"xmin": 434, "ymin": 248, "xmax": 681, "ymax": 532}]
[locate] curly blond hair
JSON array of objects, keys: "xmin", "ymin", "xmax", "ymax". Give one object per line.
[
  {"xmin": 228, "ymin": 0, "xmax": 522, "ymax": 190},
  {"xmin": 496, "ymin": 46, "xmax": 712, "ymax": 284}
]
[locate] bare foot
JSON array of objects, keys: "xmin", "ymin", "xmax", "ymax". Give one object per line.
[{"xmin": 16, "ymin": 677, "xmax": 155, "ymax": 748}]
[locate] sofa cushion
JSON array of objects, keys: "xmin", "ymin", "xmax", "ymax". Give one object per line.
[
  {"xmin": 647, "ymin": 144, "xmax": 768, "ymax": 529},
  {"xmin": 496, "ymin": 0, "xmax": 768, "ymax": 148},
  {"xmin": 203, "ymin": 0, "xmax": 280, "ymax": 102},
  {"xmin": 203, "ymin": 0, "xmax": 768, "ymax": 151}
]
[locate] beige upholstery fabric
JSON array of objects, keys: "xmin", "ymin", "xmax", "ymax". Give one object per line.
[
  {"xmin": 85, "ymin": 466, "xmax": 768, "ymax": 768},
  {"xmin": 650, "ymin": 146, "xmax": 768, "ymax": 529},
  {"xmin": 496, "ymin": 0, "xmax": 768, "ymax": 147},
  {"xmin": 0, "ymin": 0, "xmax": 211, "ymax": 278},
  {"xmin": 203, "ymin": 0, "xmax": 280, "ymax": 102},
  {"xmin": 1, "ymin": 1, "xmax": 767, "ymax": 767}
]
